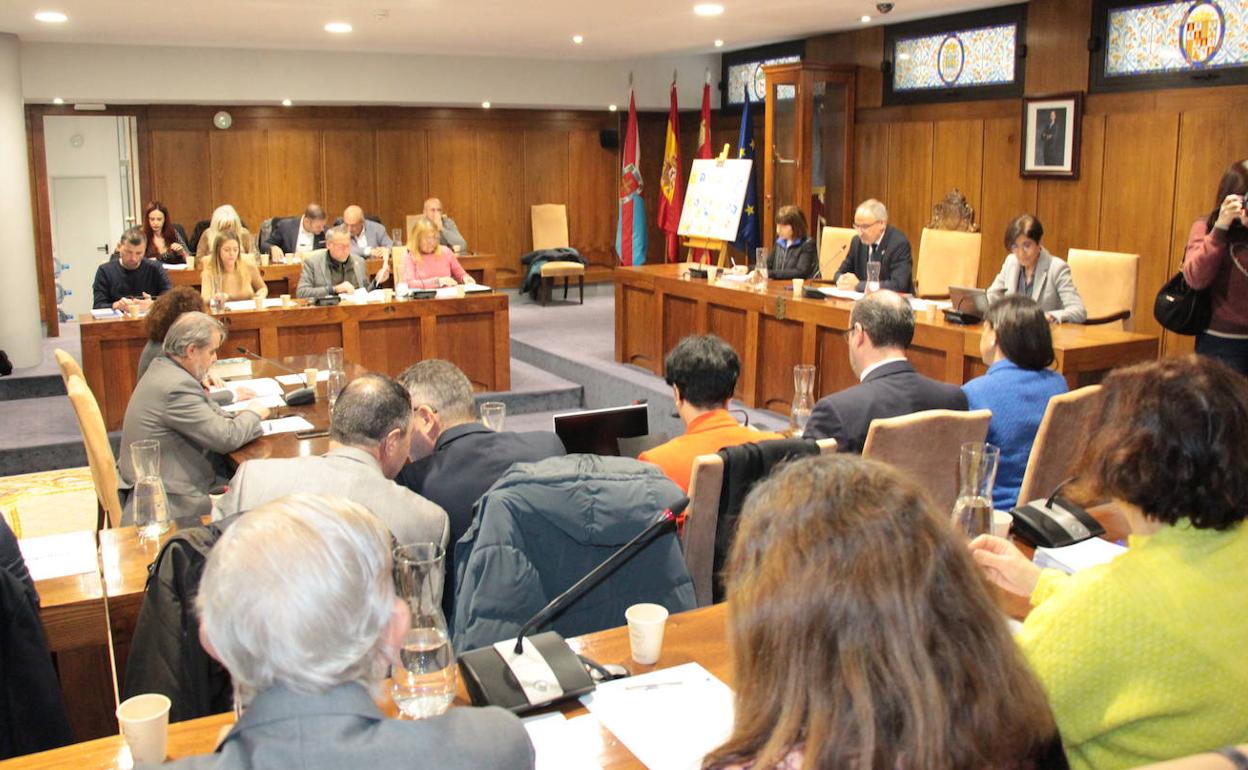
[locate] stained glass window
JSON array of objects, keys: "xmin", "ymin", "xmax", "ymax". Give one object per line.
[
  {"xmin": 726, "ymin": 55, "xmax": 801, "ymax": 105},
  {"xmin": 1104, "ymin": 0, "xmax": 1247, "ymax": 76},
  {"xmin": 893, "ymin": 25, "xmax": 1018, "ymax": 90}
]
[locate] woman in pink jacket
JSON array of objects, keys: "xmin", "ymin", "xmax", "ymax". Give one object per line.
[
  {"xmin": 400, "ymin": 218, "xmax": 474, "ymax": 290},
  {"xmin": 1184, "ymin": 159, "xmax": 1248, "ymax": 375}
]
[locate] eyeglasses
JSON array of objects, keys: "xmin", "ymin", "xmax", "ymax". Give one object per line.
[
  {"xmin": 843, "ymin": 324, "xmax": 860, "ymax": 340},
  {"xmin": 853, "ymin": 221, "xmax": 879, "ymax": 232}
]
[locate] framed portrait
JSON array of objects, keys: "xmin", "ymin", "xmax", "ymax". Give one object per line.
[{"xmin": 1020, "ymin": 92, "xmax": 1082, "ymax": 179}]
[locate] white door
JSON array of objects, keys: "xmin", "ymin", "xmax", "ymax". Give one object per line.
[{"xmin": 51, "ymin": 176, "xmax": 112, "ymax": 318}]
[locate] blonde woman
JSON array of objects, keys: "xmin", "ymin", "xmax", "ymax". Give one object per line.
[
  {"xmin": 400, "ymin": 217, "xmax": 473, "ymax": 289},
  {"xmin": 196, "ymin": 204, "xmax": 256, "ymax": 257},
  {"xmin": 201, "ymin": 232, "xmax": 266, "ymax": 302}
]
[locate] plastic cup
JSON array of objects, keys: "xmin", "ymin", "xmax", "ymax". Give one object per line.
[
  {"xmin": 254, "ymin": 296, "xmax": 265, "ymax": 311},
  {"xmin": 259, "ymin": 252, "xmax": 270, "ymax": 267},
  {"xmin": 705, "ymin": 265, "xmax": 718, "ymax": 285},
  {"xmin": 303, "ymin": 368, "xmax": 318, "ymax": 388},
  {"xmin": 626, "ymin": 603, "xmax": 669, "ymax": 665},
  {"xmin": 117, "ymin": 693, "xmax": 171, "ymax": 764},
  {"xmin": 792, "ymin": 278, "xmax": 804, "ymax": 296},
  {"xmin": 992, "ymin": 510, "xmax": 1014, "ymax": 538},
  {"xmin": 280, "ymin": 294, "xmax": 292, "ymax": 308},
  {"xmin": 185, "ymin": 256, "xmax": 195, "ymax": 270},
  {"xmin": 924, "ymin": 302, "xmax": 938, "ymax": 322},
  {"xmin": 382, "ymin": 288, "xmax": 395, "ymax": 303}
]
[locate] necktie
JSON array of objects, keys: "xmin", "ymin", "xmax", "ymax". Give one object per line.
[{"xmin": 868, "ymin": 244, "xmax": 877, "ymax": 262}]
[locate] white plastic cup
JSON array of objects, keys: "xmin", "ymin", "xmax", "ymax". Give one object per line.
[
  {"xmin": 303, "ymin": 368, "xmax": 318, "ymax": 388},
  {"xmin": 254, "ymin": 296, "xmax": 265, "ymax": 311},
  {"xmin": 382, "ymin": 288, "xmax": 395, "ymax": 303},
  {"xmin": 992, "ymin": 510, "xmax": 1014, "ymax": 538},
  {"xmin": 705, "ymin": 265, "xmax": 718, "ymax": 285},
  {"xmin": 792, "ymin": 278, "xmax": 805, "ymax": 296},
  {"xmin": 924, "ymin": 302, "xmax": 938, "ymax": 322},
  {"xmin": 280, "ymin": 294, "xmax": 292, "ymax": 308},
  {"xmin": 117, "ymin": 693, "xmax": 171, "ymax": 764},
  {"xmin": 625, "ymin": 603, "xmax": 669, "ymax": 665},
  {"xmin": 259, "ymin": 252, "xmax": 270, "ymax": 267},
  {"xmin": 185, "ymin": 255, "xmax": 195, "ymax": 270}
]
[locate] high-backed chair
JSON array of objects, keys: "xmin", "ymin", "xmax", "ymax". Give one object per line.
[
  {"xmin": 1067, "ymin": 248, "xmax": 1139, "ymax": 330},
  {"xmin": 915, "ymin": 228, "xmax": 982, "ymax": 299},
  {"xmin": 861, "ymin": 409, "xmax": 992, "ymax": 514},
  {"xmin": 818, "ymin": 226, "xmax": 856, "ymax": 280},
  {"xmin": 64, "ymin": 374, "xmax": 124, "ymax": 530},
  {"xmin": 53, "ymin": 348, "xmax": 82, "ymax": 386},
  {"xmin": 1015, "ymin": 385, "xmax": 1104, "ymax": 506},
  {"xmin": 531, "ymin": 204, "xmax": 584, "ymax": 305}
]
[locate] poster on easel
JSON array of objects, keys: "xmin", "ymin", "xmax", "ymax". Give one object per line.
[{"xmin": 677, "ymin": 158, "xmax": 753, "ymax": 243}]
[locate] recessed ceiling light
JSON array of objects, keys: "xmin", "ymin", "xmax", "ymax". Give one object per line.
[
  {"xmin": 572, "ymin": 34, "xmax": 584, "ymax": 44},
  {"xmin": 482, "ymin": 101, "xmax": 491, "ymax": 109},
  {"xmin": 34, "ymin": 10, "xmax": 68, "ymax": 23},
  {"xmin": 714, "ymin": 39, "xmax": 724, "ymax": 47},
  {"xmin": 860, "ymin": 14, "xmax": 871, "ymax": 22},
  {"xmin": 324, "ymin": 21, "xmax": 352, "ymax": 33},
  {"xmin": 608, "ymin": 104, "xmax": 618, "ymax": 112},
  {"xmin": 52, "ymin": 97, "xmax": 64, "ymax": 105},
  {"xmin": 281, "ymin": 99, "xmax": 293, "ymax": 107},
  {"xmin": 694, "ymin": 4, "xmax": 724, "ymax": 17}
]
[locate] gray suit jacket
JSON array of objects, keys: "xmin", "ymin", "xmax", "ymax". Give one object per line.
[
  {"xmin": 214, "ymin": 445, "xmax": 450, "ymax": 549},
  {"xmin": 118, "ymin": 356, "xmax": 262, "ymax": 522},
  {"xmin": 986, "ymin": 247, "xmax": 1087, "ymax": 323},
  {"xmin": 148, "ymin": 683, "xmax": 534, "ymax": 770},
  {"xmin": 295, "ymin": 251, "xmax": 370, "ymax": 299},
  {"xmin": 440, "ymin": 215, "xmax": 469, "ymax": 251},
  {"xmin": 349, "ymin": 219, "xmax": 394, "ymax": 258}
]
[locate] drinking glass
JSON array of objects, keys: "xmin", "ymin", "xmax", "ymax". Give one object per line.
[
  {"xmin": 392, "ymin": 543, "xmax": 456, "ymax": 719},
  {"xmin": 326, "ymin": 369, "xmax": 348, "ymax": 412},
  {"xmin": 391, "ymin": 227, "xmax": 404, "ymax": 247},
  {"xmin": 754, "ymin": 247, "xmax": 767, "ymax": 270},
  {"xmin": 130, "ymin": 440, "xmax": 170, "ymax": 540},
  {"xmin": 866, "ymin": 260, "xmax": 882, "ymax": 293},
  {"xmin": 790, "ymin": 364, "xmax": 815, "ymax": 437},
  {"xmin": 951, "ymin": 443, "xmax": 1000, "ymax": 538},
  {"xmin": 325, "ymin": 346, "xmax": 345, "ymax": 373},
  {"xmin": 480, "ymin": 401, "xmax": 506, "ymax": 431}
]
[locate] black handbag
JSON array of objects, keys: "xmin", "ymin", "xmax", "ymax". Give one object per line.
[{"xmin": 1153, "ymin": 270, "xmax": 1212, "ymax": 335}]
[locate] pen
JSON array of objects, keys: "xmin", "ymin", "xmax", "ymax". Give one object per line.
[{"xmin": 624, "ymin": 681, "xmax": 682, "ymax": 691}]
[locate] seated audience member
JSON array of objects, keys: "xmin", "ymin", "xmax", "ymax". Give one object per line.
[
  {"xmin": 765, "ymin": 204, "xmax": 817, "ymax": 280},
  {"xmin": 342, "ymin": 205, "xmax": 392, "ymax": 259},
  {"xmin": 805, "ymin": 290, "xmax": 967, "ymax": 452},
  {"xmin": 986, "ymin": 214, "xmax": 1086, "ymax": 323},
  {"xmin": 0, "ymin": 515, "xmax": 35, "ymax": 604},
  {"xmin": 970, "ymin": 355, "xmax": 1248, "ymax": 770},
  {"xmin": 1183, "ymin": 159, "xmax": 1248, "ymax": 375},
  {"xmin": 296, "ymin": 226, "xmax": 391, "ymax": 299},
  {"xmin": 142, "ymin": 201, "xmax": 190, "ymax": 264},
  {"xmin": 92, "ymin": 226, "xmax": 172, "ymax": 311},
  {"xmin": 195, "ymin": 204, "xmax": 255, "ymax": 257},
  {"xmin": 961, "ymin": 295, "xmax": 1068, "ymax": 509},
  {"xmin": 262, "ymin": 203, "xmax": 327, "ymax": 261},
  {"xmin": 396, "ymin": 359, "xmax": 565, "ymax": 614},
  {"xmin": 703, "ymin": 455, "xmax": 1065, "ymax": 770},
  {"xmin": 161, "ymin": 494, "xmax": 533, "ymax": 770},
  {"xmin": 424, "ymin": 197, "xmax": 468, "ymax": 252},
  {"xmin": 118, "ymin": 312, "xmax": 268, "ymax": 521},
  {"xmin": 639, "ymin": 335, "xmax": 783, "ymax": 492},
  {"xmin": 832, "ymin": 198, "xmax": 913, "ymax": 293},
  {"xmin": 400, "ymin": 218, "xmax": 473, "ymax": 289},
  {"xmin": 136, "ymin": 287, "xmax": 253, "ymax": 405},
  {"xmin": 200, "ymin": 232, "xmax": 266, "ymax": 302},
  {"xmin": 215, "ymin": 374, "xmax": 448, "ymax": 550}
]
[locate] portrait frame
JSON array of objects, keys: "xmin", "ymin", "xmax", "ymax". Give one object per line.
[{"xmin": 1020, "ymin": 92, "xmax": 1082, "ymax": 179}]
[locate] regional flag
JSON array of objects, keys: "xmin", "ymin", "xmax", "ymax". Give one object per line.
[
  {"xmin": 615, "ymin": 88, "xmax": 647, "ymax": 266},
  {"xmin": 657, "ymin": 80, "xmax": 684, "ymax": 263},
  {"xmin": 734, "ymin": 95, "xmax": 760, "ymax": 257},
  {"xmin": 691, "ymin": 76, "xmax": 713, "ymax": 264}
]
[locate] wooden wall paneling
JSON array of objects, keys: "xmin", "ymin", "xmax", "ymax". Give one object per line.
[
  {"xmin": 929, "ymin": 120, "xmax": 984, "ymax": 224},
  {"xmin": 977, "ymin": 117, "xmax": 1038, "ymax": 284},
  {"xmin": 1035, "ymin": 114, "xmax": 1105, "ymax": 264},
  {"xmin": 1024, "ymin": 0, "xmax": 1094, "ymax": 95},
  {"xmin": 706, "ymin": 304, "xmax": 749, "ymax": 400},
  {"xmin": 427, "ymin": 129, "xmax": 479, "ymax": 250},
  {"xmin": 148, "ymin": 130, "xmax": 213, "ymax": 229},
  {"xmin": 265, "ymin": 129, "xmax": 323, "ymax": 221},
  {"xmin": 375, "ymin": 129, "xmax": 429, "ymax": 242},
  {"xmin": 523, "ymin": 130, "xmax": 571, "ymax": 249},
  {"xmin": 806, "ymin": 27, "xmax": 885, "ymax": 109},
  {"xmin": 568, "ymin": 129, "xmax": 618, "ymax": 265},
  {"xmin": 322, "ymin": 129, "xmax": 378, "ymax": 223},
  {"xmin": 853, "ymin": 122, "xmax": 889, "ymax": 210},
  {"xmin": 885, "ymin": 121, "xmax": 933, "ymax": 243},
  {"xmin": 1098, "ymin": 111, "xmax": 1180, "ymax": 338},
  {"xmin": 474, "ymin": 129, "xmax": 527, "ymax": 284},
  {"xmin": 208, "ymin": 130, "xmax": 271, "ymax": 238}
]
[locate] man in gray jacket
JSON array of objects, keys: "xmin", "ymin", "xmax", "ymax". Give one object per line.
[
  {"xmin": 296, "ymin": 226, "xmax": 390, "ymax": 299},
  {"xmin": 118, "ymin": 312, "xmax": 268, "ymax": 522}
]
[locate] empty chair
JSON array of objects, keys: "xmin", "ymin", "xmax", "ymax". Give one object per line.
[
  {"xmin": 1067, "ymin": 248, "xmax": 1139, "ymax": 330},
  {"xmin": 915, "ymin": 228, "xmax": 982, "ymax": 299},
  {"xmin": 64, "ymin": 374, "xmax": 124, "ymax": 529},
  {"xmin": 861, "ymin": 409, "xmax": 992, "ymax": 513},
  {"xmin": 1015, "ymin": 385, "xmax": 1104, "ymax": 506},
  {"xmin": 818, "ymin": 226, "xmax": 856, "ymax": 280},
  {"xmin": 531, "ymin": 204, "xmax": 584, "ymax": 305}
]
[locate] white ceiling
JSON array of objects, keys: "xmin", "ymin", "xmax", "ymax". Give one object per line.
[{"xmin": 1, "ymin": 0, "xmax": 1017, "ymax": 60}]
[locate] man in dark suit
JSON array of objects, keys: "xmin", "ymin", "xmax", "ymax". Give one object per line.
[
  {"xmin": 805, "ymin": 290, "xmax": 967, "ymax": 453},
  {"xmin": 395, "ymin": 359, "xmax": 565, "ymax": 615},
  {"xmin": 261, "ymin": 203, "xmax": 327, "ymax": 261},
  {"xmin": 832, "ymin": 199, "xmax": 914, "ymax": 294}
]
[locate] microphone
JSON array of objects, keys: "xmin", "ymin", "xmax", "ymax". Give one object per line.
[
  {"xmin": 815, "ymin": 242, "xmax": 848, "ymax": 280},
  {"xmin": 457, "ymin": 497, "xmax": 689, "ymax": 714},
  {"xmin": 236, "ymin": 347, "xmax": 315, "ymax": 406}
]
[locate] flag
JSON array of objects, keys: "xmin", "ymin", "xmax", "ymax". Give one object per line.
[
  {"xmin": 615, "ymin": 88, "xmax": 647, "ymax": 267},
  {"xmin": 734, "ymin": 95, "xmax": 760, "ymax": 258},
  {"xmin": 657, "ymin": 80, "xmax": 684, "ymax": 263},
  {"xmin": 691, "ymin": 76, "xmax": 713, "ymax": 264}
]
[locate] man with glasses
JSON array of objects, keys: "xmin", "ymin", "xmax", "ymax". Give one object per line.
[{"xmin": 833, "ymin": 199, "xmax": 914, "ymax": 293}]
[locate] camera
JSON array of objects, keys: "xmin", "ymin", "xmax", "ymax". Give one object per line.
[{"xmin": 876, "ymin": 2, "xmax": 894, "ymax": 12}]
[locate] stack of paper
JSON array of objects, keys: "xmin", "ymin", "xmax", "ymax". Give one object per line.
[
  {"xmin": 276, "ymin": 371, "xmax": 328, "ymax": 386},
  {"xmin": 222, "ymin": 394, "xmax": 287, "ymax": 412},
  {"xmin": 224, "ymin": 298, "xmax": 284, "ymax": 311},
  {"xmin": 260, "ymin": 416, "xmax": 315, "ymax": 435},
  {"xmin": 90, "ymin": 308, "xmax": 122, "ymax": 319},
  {"xmin": 817, "ymin": 287, "xmax": 864, "ymax": 300},
  {"xmin": 220, "ymin": 378, "xmax": 284, "ymax": 398},
  {"xmin": 1034, "ymin": 538, "xmax": 1127, "ymax": 574}
]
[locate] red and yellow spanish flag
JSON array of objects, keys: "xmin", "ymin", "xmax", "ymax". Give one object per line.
[
  {"xmin": 657, "ymin": 79, "xmax": 684, "ymax": 263},
  {"xmin": 691, "ymin": 75, "xmax": 713, "ymax": 263}
]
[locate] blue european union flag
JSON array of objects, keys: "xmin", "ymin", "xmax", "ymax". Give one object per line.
[{"xmin": 734, "ymin": 95, "xmax": 760, "ymax": 256}]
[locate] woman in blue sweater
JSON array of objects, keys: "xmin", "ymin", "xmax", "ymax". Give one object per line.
[{"xmin": 962, "ymin": 295, "xmax": 1068, "ymax": 509}]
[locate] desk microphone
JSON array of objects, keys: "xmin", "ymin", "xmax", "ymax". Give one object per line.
[
  {"xmin": 235, "ymin": 347, "xmax": 315, "ymax": 406},
  {"xmin": 457, "ymin": 497, "xmax": 688, "ymax": 714},
  {"xmin": 814, "ymin": 242, "xmax": 848, "ymax": 280}
]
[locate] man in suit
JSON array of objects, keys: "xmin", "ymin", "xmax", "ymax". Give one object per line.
[
  {"xmin": 342, "ymin": 204, "xmax": 392, "ymax": 259},
  {"xmin": 296, "ymin": 226, "xmax": 391, "ymax": 299},
  {"xmin": 423, "ymin": 197, "xmax": 468, "ymax": 252},
  {"xmin": 805, "ymin": 290, "xmax": 967, "ymax": 453},
  {"xmin": 833, "ymin": 199, "xmax": 914, "ymax": 294},
  {"xmin": 93, "ymin": 226, "xmax": 171, "ymax": 311},
  {"xmin": 261, "ymin": 203, "xmax": 327, "ymax": 261},
  {"xmin": 118, "ymin": 312, "xmax": 269, "ymax": 521},
  {"xmin": 214, "ymin": 373, "xmax": 448, "ymax": 549},
  {"xmin": 395, "ymin": 359, "xmax": 564, "ymax": 615}
]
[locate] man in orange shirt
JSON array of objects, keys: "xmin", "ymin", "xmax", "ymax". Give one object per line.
[{"xmin": 639, "ymin": 335, "xmax": 784, "ymax": 492}]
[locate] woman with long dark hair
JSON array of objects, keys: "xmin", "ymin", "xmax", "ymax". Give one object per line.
[
  {"xmin": 1183, "ymin": 159, "xmax": 1248, "ymax": 374},
  {"xmin": 142, "ymin": 201, "xmax": 190, "ymax": 264}
]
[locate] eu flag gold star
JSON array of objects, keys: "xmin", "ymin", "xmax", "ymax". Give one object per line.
[{"xmin": 745, "ymin": 205, "xmax": 755, "ymax": 216}]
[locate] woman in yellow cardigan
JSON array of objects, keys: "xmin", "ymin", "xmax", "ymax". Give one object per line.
[{"xmin": 970, "ymin": 355, "xmax": 1248, "ymax": 770}]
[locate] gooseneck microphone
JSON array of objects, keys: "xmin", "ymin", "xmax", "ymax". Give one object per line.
[
  {"xmin": 236, "ymin": 346, "xmax": 298, "ymax": 374},
  {"xmin": 235, "ymin": 347, "xmax": 315, "ymax": 406}
]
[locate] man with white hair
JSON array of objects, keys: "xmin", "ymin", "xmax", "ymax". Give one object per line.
[
  {"xmin": 118, "ymin": 312, "xmax": 269, "ymax": 521},
  {"xmin": 159, "ymin": 494, "xmax": 533, "ymax": 769},
  {"xmin": 833, "ymin": 198, "xmax": 914, "ymax": 294}
]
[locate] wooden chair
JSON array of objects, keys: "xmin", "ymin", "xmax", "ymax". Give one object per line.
[
  {"xmin": 683, "ymin": 437, "xmax": 837, "ymax": 607},
  {"xmin": 818, "ymin": 226, "xmax": 856, "ymax": 279},
  {"xmin": 915, "ymin": 229, "xmax": 982, "ymax": 299},
  {"xmin": 1015, "ymin": 385, "xmax": 1103, "ymax": 506},
  {"xmin": 531, "ymin": 204, "xmax": 584, "ymax": 305},
  {"xmin": 861, "ymin": 409, "xmax": 992, "ymax": 514},
  {"xmin": 54, "ymin": 348, "xmax": 83, "ymax": 386},
  {"xmin": 64, "ymin": 374, "xmax": 124, "ymax": 530},
  {"xmin": 1067, "ymin": 248, "xmax": 1139, "ymax": 330}
]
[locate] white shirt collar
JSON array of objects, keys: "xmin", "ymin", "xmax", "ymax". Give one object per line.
[{"xmin": 858, "ymin": 355, "xmax": 908, "ymax": 382}]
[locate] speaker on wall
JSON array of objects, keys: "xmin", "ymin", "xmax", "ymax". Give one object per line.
[{"xmin": 599, "ymin": 129, "xmax": 619, "ymax": 149}]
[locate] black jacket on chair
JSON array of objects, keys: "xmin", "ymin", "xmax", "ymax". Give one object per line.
[
  {"xmin": 832, "ymin": 224, "xmax": 914, "ymax": 293},
  {"xmin": 766, "ymin": 238, "xmax": 818, "ymax": 280},
  {"xmin": 261, "ymin": 216, "xmax": 325, "ymax": 256},
  {"xmin": 0, "ymin": 567, "xmax": 73, "ymax": 759}
]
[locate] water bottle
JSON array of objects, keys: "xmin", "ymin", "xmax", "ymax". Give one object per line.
[
  {"xmin": 791, "ymin": 364, "xmax": 816, "ymax": 437},
  {"xmin": 130, "ymin": 439, "xmax": 170, "ymax": 540},
  {"xmin": 951, "ymin": 442, "xmax": 1000, "ymax": 538},
  {"xmin": 391, "ymin": 543, "xmax": 456, "ymax": 719},
  {"xmin": 326, "ymin": 369, "xmax": 348, "ymax": 412}
]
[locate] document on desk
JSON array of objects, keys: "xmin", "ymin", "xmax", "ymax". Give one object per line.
[
  {"xmin": 260, "ymin": 416, "xmax": 314, "ymax": 435},
  {"xmin": 90, "ymin": 308, "xmax": 123, "ymax": 319},
  {"xmin": 224, "ymin": 298, "xmax": 283, "ymax": 311},
  {"xmin": 818, "ymin": 287, "xmax": 864, "ymax": 300},
  {"xmin": 275, "ymin": 370, "xmax": 329, "ymax": 386},
  {"xmin": 581, "ymin": 662, "xmax": 734, "ymax": 770},
  {"xmin": 522, "ymin": 712, "xmax": 600, "ymax": 770},
  {"xmin": 219, "ymin": 378, "xmax": 285, "ymax": 398},
  {"xmin": 1034, "ymin": 538, "xmax": 1126, "ymax": 574},
  {"xmin": 222, "ymin": 394, "xmax": 287, "ymax": 412},
  {"xmin": 19, "ymin": 531, "xmax": 99, "ymax": 581}
]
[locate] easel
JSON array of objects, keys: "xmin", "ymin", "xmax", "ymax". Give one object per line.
[{"xmin": 681, "ymin": 144, "xmax": 734, "ymax": 268}]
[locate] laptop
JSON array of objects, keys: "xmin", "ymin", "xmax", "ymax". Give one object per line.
[
  {"xmin": 945, "ymin": 286, "xmax": 991, "ymax": 324},
  {"xmin": 553, "ymin": 404, "xmax": 652, "ymax": 456}
]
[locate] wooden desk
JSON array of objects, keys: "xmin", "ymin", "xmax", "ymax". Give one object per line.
[
  {"xmin": 167, "ymin": 254, "xmax": 498, "ymax": 297},
  {"xmin": 79, "ymin": 292, "xmax": 510, "ymax": 431},
  {"xmin": 615, "ymin": 264, "xmax": 1160, "ymax": 415}
]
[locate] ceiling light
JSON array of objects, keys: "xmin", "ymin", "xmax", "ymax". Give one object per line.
[
  {"xmin": 861, "ymin": 14, "xmax": 871, "ymax": 22},
  {"xmin": 608, "ymin": 104, "xmax": 618, "ymax": 112},
  {"xmin": 714, "ymin": 39, "xmax": 724, "ymax": 47},
  {"xmin": 694, "ymin": 4, "xmax": 724, "ymax": 17},
  {"xmin": 52, "ymin": 97, "xmax": 64, "ymax": 105},
  {"xmin": 482, "ymin": 101, "xmax": 491, "ymax": 109},
  {"xmin": 35, "ymin": 10, "xmax": 68, "ymax": 23},
  {"xmin": 572, "ymin": 34, "xmax": 584, "ymax": 44},
  {"xmin": 324, "ymin": 21, "xmax": 353, "ymax": 33},
  {"xmin": 281, "ymin": 98, "xmax": 293, "ymax": 107}
]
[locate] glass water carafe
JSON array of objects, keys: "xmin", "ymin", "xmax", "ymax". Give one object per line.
[
  {"xmin": 791, "ymin": 364, "xmax": 816, "ymax": 437},
  {"xmin": 951, "ymin": 442, "xmax": 1000, "ymax": 538},
  {"xmin": 391, "ymin": 543, "xmax": 456, "ymax": 719},
  {"xmin": 129, "ymin": 439, "xmax": 170, "ymax": 540}
]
